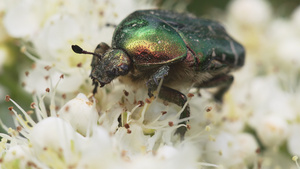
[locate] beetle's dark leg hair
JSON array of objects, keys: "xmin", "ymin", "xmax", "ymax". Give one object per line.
[
  {"xmin": 158, "ymin": 86, "xmax": 189, "ymax": 138},
  {"xmin": 92, "ymin": 79, "xmax": 99, "ymax": 95},
  {"xmin": 195, "ymin": 75, "xmax": 233, "ymax": 102}
]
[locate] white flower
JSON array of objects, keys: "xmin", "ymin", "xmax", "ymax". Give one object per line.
[
  {"xmin": 156, "ymin": 145, "xmax": 178, "ymax": 159},
  {"xmin": 125, "ymin": 144, "xmax": 201, "ymax": 169},
  {"xmin": 276, "ymin": 37, "xmax": 300, "ymax": 66},
  {"xmin": 268, "ymin": 19, "xmax": 296, "ymax": 44},
  {"xmin": 256, "ymin": 115, "xmax": 289, "ymax": 148},
  {"xmin": 115, "ymin": 124, "xmax": 150, "ymax": 156},
  {"xmin": 3, "ymin": 0, "xmax": 40, "ymax": 38},
  {"xmin": 4, "ymin": 0, "xmax": 155, "ymax": 95},
  {"xmin": 292, "ymin": 6, "xmax": 300, "ymax": 30},
  {"xmin": 228, "ymin": 0, "xmax": 272, "ymax": 27},
  {"xmin": 75, "ymin": 126, "xmax": 122, "ymax": 169},
  {"xmin": 29, "ymin": 117, "xmax": 83, "ymax": 167},
  {"xmin": 204, "ymin": 131, "xmax": 258, "ymax": 168},
  {"xmin": 260, "ymin": 149, "xmax": 296, "ymax": 169},
  {"xmin": 20, "ymin": 64, "xmax": 65, "ymax": 94},
  {"xmin": 287, "ymin": 124, "xmax": 300, "ymax": 156},
  {"xmin": 4, "ymin": 0, "xmax": 300, "ymax": 168},
  {"xmin": 58, "ymin": 93, "xmax": 99, "ymax": 136},
  {"xmin": 0, "ymin": 4, "xmax": 8, "ymax": 42},
  {"xmin": 241, "ymin": 77, "xmax": 292, "ymax": 148},
  {"xmin": 247, "ymin": 76, "xmax": 293, "ymax": 124},
  {"xmin": 235, "ymin": 133, "xmax": 259, "ymax": 165},
  {"xmin": 2, "ymin": 145, "xmax": 32, "ymax": 168},
  {"xmin": 1, "ymin": 91, "xmax": 207, "ymax": 169}
]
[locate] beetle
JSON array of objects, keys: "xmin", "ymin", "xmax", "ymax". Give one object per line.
[{"xmin": 72, "ymin": 10, "xmax": 245, "ymax": 136}]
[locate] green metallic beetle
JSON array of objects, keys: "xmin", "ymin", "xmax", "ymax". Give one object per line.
[{"xmin": 72, "ymin": 10, "xmax": 245, "ymax": 135}]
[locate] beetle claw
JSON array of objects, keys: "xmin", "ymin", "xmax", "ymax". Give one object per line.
[
  {"xmin": 92, "ymin": 80, "xmax": 99, "ymax": 95},
  {"xmin": 99, "ymin": 82, "xmax": 105, "ymax": 87}
]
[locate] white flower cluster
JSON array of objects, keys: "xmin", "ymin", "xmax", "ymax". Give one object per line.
[
  {"xmin": 1, "ymin": 86, "xmax": 211, "ymax": 168},
  {"xmin": 1, "ymin": 0, "xmax": 300, "ymax": 168},
  {"xmin": 2, "ymin": 0, "xmax": 154, "ymax": 95},
  {"xmin": 219, "ymin": 0, "xmax": 300, "ymax": 168}
]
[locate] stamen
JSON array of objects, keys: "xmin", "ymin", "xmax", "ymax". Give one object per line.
[
  {"xmin": 0, "ymin": 133, "xmax": 13, "ymax": 141},
  {"xmin": 293, "ymin": 156, "xmax": 300, "ymax": 168},
  {"xmin": 49, "ymin": 74, "xmax": 64, "ymax": 117},
  {"xmin": 10, "ymin": 108, "xmax": 32, "ymax": 132},
  {"xmin": 35, "ymin": 95, "xmax": 48, "ymax": 119},
  {"xmin": 9, "ymin": 98, "xmax": 36, "ymax": 126},
  {"xmin": 21, "ymin": 46, "xmax": 48, "ymax": 65},
  {"xmin": 0, "ymin": 119, "xmax": 9, "ymax": 132}
]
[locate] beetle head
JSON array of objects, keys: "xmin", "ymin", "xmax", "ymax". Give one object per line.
[
  {"xmin": 72, "ymin": 44, "xmax": 131, "ymax": 88},
  {"xmin": 90, "ymin": 49, "xmax": 131, "ymax": 86}
]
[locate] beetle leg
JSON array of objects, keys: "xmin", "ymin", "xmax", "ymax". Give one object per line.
[
  {"xmin": 158, "ymin": 85, "xmax": 189, "ymax": 138},
  {"xmin": 195, "ymin": 75, "xmax": 233, "ymax": 102},
  {"xmin": 92, "ymin": 79, "xmax": 99, "ymax": 95},
  {"xmin": 147, "ymin": 65, "xmax": 170, "ymax": 97},
  {"xmin": 146, "ymin": 65, "xmax": 189, "ymax": 138}
]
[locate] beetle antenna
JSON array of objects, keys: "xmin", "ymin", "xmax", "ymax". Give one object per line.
[{"xmin": 71, "ymin": 45, "xmax": 102, "ymax": 60}]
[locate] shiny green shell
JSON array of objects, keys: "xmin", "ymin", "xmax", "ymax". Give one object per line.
[{"xmin": 112, "ymin": 10, "xmax": 245, "ymax": 70}]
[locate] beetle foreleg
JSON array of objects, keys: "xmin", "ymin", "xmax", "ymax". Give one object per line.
[
  {"xmin": 147, "ymin": 65, "xmax": 170, "ymax": 97},
  {"xmin": 92, "ymin": 79, "xmax": 99, "ymax": 95}
]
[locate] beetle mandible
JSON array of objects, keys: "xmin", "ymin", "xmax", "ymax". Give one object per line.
[{"xmin": 72, "ymin": 10, "xmax": 245, "ymax": 136}]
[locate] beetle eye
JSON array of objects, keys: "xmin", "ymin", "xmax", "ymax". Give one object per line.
[
  {"xmin": 118, "ymin": 64, "xmax": 129, "ymax": 75},
  {"xmin": 120, "ymin": 64, "xmax": 128, "ymax": 71}
]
